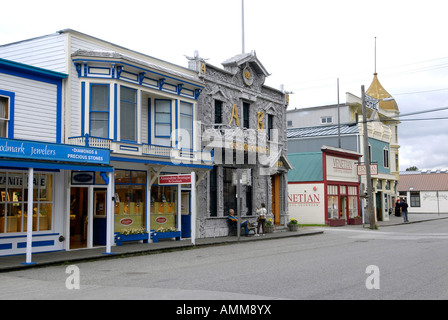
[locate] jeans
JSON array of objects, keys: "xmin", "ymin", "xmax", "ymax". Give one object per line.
[
  {"xmin": 257, "ymin": 218, "xmax": 266, "ymax": 234},
  {"xmin": 402, "ymin": 210, "xmax": 408, "ymax": 222},
  {"xmin": 241, "ymin": 221, "xmax": 249, "ymax": 235}
]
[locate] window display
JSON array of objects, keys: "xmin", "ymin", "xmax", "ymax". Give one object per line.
[
  {"xmin": 150, "ymin": 185, "xmax": 177, "ymax": 231},
  {"xmin": 327, "ymin": 185, "xmax": 338, "ymax": 219},
  {"xmin": 0, "ymin": 172, "xmax": 53, "ymax": 233},
  {"xmin": 348, "ymin": 186, "xmax": 359, "ymax": 218},
  {"xmin": 114, "ymin": 170, "xmax": 146, "ymax": 233}
]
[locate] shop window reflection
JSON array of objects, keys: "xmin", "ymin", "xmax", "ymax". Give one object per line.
[
  {"xmin": 0, "ymin": 172, "xmax": 53, "ymax": 234},
  {"xmin": 114, "ymin": 170, "xmax": 146, "ymax": 233},
  {"xmin": 150, "ymin": 185, "xmax": 177, "ymax": 231}
]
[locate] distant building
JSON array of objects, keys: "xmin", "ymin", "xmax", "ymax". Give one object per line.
[
  {"xmin": 398, "ymin": 170, "xmax": 448, "ymax": 214},
  {"xmin": 287, "ymin": 72, "xmax": 401, "ymax": 223}
]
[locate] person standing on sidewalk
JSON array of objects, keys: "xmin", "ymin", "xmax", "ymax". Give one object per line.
[
  {"xmin": 401, "ymin": 199, "xmax": 409, "ymax": 223},
  {"xmin": 395, "ymin": 199, "xmax": 401, "ymax": 217},
  {"xmin": 255, "ymin": 203, "xmax": 267, "ymax": 236}
]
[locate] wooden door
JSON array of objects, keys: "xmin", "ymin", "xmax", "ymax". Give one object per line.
[{"xmin": 271, "ymin": 175, "xmax": 280, "ymax": 225}]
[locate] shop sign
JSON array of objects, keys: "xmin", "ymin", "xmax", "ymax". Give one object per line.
[
  {"xmin": 155, "ymin": 217, "xmax": 167, "ymax": 224},
  {"xmin": 159, "ymin": 174, "xmax": 192, "ymax": 185},
  {"xmin": 71, "ymin": 171, "xmax": 94, "ymax": 185},
  {"xmin": 326, "ymin": 155, "xmax": 359, "ymax": 182},
  {"xmin": 0, "ymin": 138, "xmax": 110, "ymax": 165},
  {"xmin": 357, "ymin": 164, "xmax": 379, "ymax": 176},
  {"xmin": 288, "ymin": 193, "xmax": 321, "ymax": 207},
  {"xmin": 120, "ymin": 218, "xmax": 134, "ymax": 226}
]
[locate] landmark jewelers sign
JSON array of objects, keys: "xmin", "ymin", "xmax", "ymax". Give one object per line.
[{"xmin": 0, "ymin": 138, "xmax": 110, "ymax": 165}]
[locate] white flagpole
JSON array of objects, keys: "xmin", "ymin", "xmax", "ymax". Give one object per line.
[{"xmin": 242, "ymin": 0, "xmax": 245, "ymax": 54}]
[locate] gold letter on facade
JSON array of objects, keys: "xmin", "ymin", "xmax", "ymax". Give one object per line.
[
  {"xmin": 200, "ymin": 62, "xmax": 206, "ymax": 75},
  {"xmin": 229, "ymin": 104, "xmax": 240, "ymax": 126},
  {"xmin": 257, "ymin": 112, "xmax": 264, "ymax": 131}
]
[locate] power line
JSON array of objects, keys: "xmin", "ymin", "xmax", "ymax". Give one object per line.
[
  {"xmin": 287, "ymin": 106, "xmax": 448, "ymax": 137},
  {"xmin": 285, "ymin": 57, "xmax": 448, "ymax": 92},
  {"xmin": 392, "ymin": 88, "xmax": 448, "ymax": 96}
]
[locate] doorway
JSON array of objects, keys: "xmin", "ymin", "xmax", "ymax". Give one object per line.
[
  {"xmin": 70, "ymin": 188, "xmax": 88, "ymax": 249},
  {"xmin": 376, "ymin": 191, "xmax": 383, "ymax": 221},
  {"xmin": 340, "ymin": 196, "xmax": 347, "ymax": 220},
  {"xmin": 271, "ymin": 174, "xmax": 280, "ymax": 225},
  {"xmin": 69, "ymin": 187, "xmax": 107, "ymax": 249},
  {"xmin": 180, "ymin": 191, "xmax": 191, "ymax": 238},
  {"xmin": 93, "ymin": 188, "xmax": 107, "ymax": 246}
]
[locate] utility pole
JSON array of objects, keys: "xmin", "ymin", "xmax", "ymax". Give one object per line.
[
  {"xmin": 337, "ymin": 78, "xmax": 341, "ymax": 148},
  {"xmin": 361, "ymin": 85, "xmax": 375, "ymax": 230}
]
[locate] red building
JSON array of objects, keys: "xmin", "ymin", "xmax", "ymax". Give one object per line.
[{"xmin": 288, "ymin": 146, "xmax": 362, "ymax": 226}]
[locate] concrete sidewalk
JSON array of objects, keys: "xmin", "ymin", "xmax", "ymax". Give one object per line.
[
  {"xmin": 1, "ymin": 213, "xmax": 446, "ymax": 272},
  {"xmin": 361, "ymin": 213, "xmax": 448, "ymax": 228},
  {"xmin": 0, "ymin": 227, "xmax": 323, "ymax": 272}
]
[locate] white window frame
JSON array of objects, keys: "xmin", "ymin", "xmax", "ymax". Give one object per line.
[
  {"xmin": 383, "ymin": 147, "xmax": 390, "ymax": 168},
  {"xmin": 321, "ymin": 116, "xmax": 333, "ymax": 124}
]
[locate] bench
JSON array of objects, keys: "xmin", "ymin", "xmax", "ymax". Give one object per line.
[{"xmin": 227, "ymin": 219, "xmax": 256, "ymax": 236}]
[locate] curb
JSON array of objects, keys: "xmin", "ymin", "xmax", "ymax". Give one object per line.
[{"xmin": 0, "ymin": 230, "xmax": 323, "ymax": 273}]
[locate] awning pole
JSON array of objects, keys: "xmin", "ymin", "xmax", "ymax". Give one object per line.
[
  {"xmin": 23, "ymin": 168, "xmax": 35, "ymax": 265},
  {"xmin": 191, "ymin": 172, "xmax": 196, "ymax": 245},
  {"xmin": 104, "ymin": 171, "xmax": 114, "ymax": 254}
]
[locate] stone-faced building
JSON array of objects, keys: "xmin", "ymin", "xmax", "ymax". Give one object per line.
[{"xmin": 187, "ymin": 51, "xmax": 291, "ymax": 238}]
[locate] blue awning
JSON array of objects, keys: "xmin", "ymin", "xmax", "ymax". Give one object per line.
[{"xmin": 0, "ymin": 159, "xmax": 113, "ymax": 172}]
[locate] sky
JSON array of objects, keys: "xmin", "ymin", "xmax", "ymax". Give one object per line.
[{"xmin": 1, "ymin": 0, "xmax": 448, "ymax": 171}]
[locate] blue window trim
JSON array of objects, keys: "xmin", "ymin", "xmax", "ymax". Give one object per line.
[
  {"xmin": 0, "ymin": 59, "xmax": 67, "ymax": 143},
  {"xmin": 89, "ymin": 83, "xmax": 110, "ymax": 139},
  {"xmin": 72, "ymin": 58, "xmax": 204, "ymax": 90},
  {"xmin": 81, "ymin": 82, "xmax": 86, "ymax": 135},
  {"xmin": 120, "ymin": 86, "xmax": 138, "ymax": 143},
  {"xmin": 148, "ymin": 98, "xmax": 152, "ymax": 145},
  {"xmin": 114, "ymin": 169, "xmax": 147, "ymax": 185},
  {"xmin": 179, "ymin": 101, "xmax": 194, "ymax": 151},
  {"xmin": 111, "ymin": 156, "xmax": 213, "ymax": 170},
  {"xmin": 154, "ymin": 99, "xmax": 172, "ymax": 144},
  {"xmin": 114, "ymin": 84, "xmax": 118, "ymax": 140},
  {"xmin": 0, "ymin": 90, "xmax": 15, "ymax": 139}
]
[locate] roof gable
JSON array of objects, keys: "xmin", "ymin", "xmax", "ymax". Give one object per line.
[{"xmin": 221, "ymin": 51, "xmax": 270, "ymax": 77}]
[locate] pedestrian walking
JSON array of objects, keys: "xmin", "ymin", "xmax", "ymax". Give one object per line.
[
  {"xmin": 255, "ymin": 203, "xmax": 267, "ymax": 236},
  {"xmin": 401, "ymin": 199, "xmax": 409, "ymax": 223}
]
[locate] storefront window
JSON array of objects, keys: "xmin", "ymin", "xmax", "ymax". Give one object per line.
[
  {"xmin": 327, "ymin": 185, "xmax": 338, "ymax": 219},
  {"xmin": 348, "ymin": 186, "xmax": 358, "ymax": 218},
  {"xmin": 150, "ymin": 185, "xmax": 177, "ymax": 231},
  {"xmin": 223, "ymin": 168, "xmax": 236, "ymax": 216},
  {"xmin": 0, "ymin": 172, "xmax": 53, "ymax": 234},
  {"xmin": 114, "ymin": 170, "xmax": 146, "ymax": 233}
]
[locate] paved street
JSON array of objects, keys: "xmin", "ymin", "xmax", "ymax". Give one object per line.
[{"xmin": 1, "ymin": 217, "xmax": 448, "ymax": 300}]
